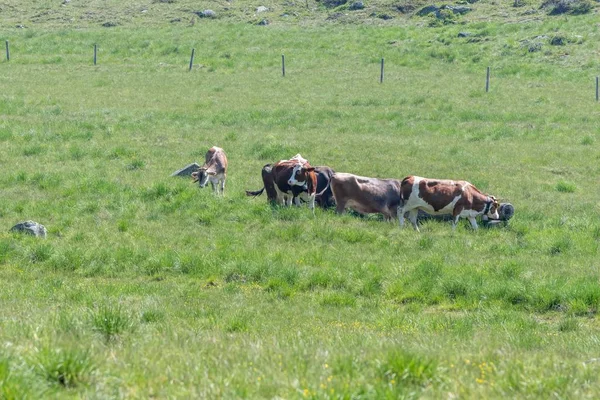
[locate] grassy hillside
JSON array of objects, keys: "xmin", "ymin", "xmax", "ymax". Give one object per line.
[{"xmin": 1, "ymin": 2, "xmax": 600, "ymax": 399}]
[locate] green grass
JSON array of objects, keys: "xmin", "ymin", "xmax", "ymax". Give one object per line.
[{"xmin": 1, "ymin": 2, "xmax": 600, "ymax": 398}]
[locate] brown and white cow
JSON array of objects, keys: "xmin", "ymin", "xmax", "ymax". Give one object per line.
[
  {"xmin": 191, "ymin": 146, "xmax": 228, "ymax": 195},
  {"xmin": 246, "ymin": 165, "xmax": 335, "ymax": 208},
  {"xmin": 271, "ymin": 154, "xmax": 317, "ymax": 211},
  {"xmin": 330, "ymin": 173, "xmax": 403, "ymax": 220},
  {"xmin": 398, "ymin": 175, "xmax": 500, "ymax": 231}
]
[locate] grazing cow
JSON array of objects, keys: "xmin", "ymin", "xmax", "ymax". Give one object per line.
[
  {"xmin": 246, "ymin": 165, "xmax": 335, "ymax": 209},
  {"xmin": 330, "ymin": 173, "xmax": 403, "ymax": 220},
  {"xmin": 191, "ymin": 146, "xmax": 228, "ymax": 195},
  {"xmin": 398, "ymin": 175, "xmax": 500, "ymax": 231}
]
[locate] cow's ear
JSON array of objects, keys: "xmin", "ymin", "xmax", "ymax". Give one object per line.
[{"xmin": 304, "ymin": 167, "xmax": 315, "ymax": 172}]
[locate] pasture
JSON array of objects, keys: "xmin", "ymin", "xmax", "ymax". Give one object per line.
[{"xmin": 1, "ymin": 5, "xmax": 600, "ymax": 398}]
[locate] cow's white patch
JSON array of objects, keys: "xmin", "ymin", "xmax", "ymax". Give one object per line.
[{"xmin": 287, "ymin": 164, "xmax": 305, "ymax": 187}]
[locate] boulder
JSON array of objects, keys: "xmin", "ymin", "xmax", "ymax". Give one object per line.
[
  {"xmin": 256, "ymin": 6, "xmax": 269, "ymax": 13},
  {"xmin": 171, "ymin": 162, "xmax": 201, "ymax": 177},
  {"xmin": 10, "ymin": 221, "xmax": 47, "ymax": 238}
]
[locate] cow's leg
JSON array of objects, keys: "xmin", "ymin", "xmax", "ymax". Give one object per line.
[
  {"xmin": 335, "ymin": 201, "xmax": 346, "ymax": 215},
  {"xmin": 408, "ymin": 209, "xmax": 419, "ymax": 232},
  {"xmin": 308, "ymin": 194, "xmax": 315, "ymax": 214},
  {"xmin": 220, "ymin": 176, "xmax": 226, "ymax": 195},
  {"xmin": 398, "ymin": 206, "xmax": 405, "ymax": 227},
  {"xmin": 452, "ymin": 206, "xmax": 464, "ymax": 231},
  {"xmin": 468, "ymin": 216, "xmax": 478, "ymax": 230},
  {"xmin": 285, "ymin": 195, "xmax": 293, "ymax": 207},
  {"xmin": 210, "ymin": 180, "xmax": 217, "ymax": 194},
  {"xmin": 293, "ymin": 196, "xmax": 301, "ymax": 207}
]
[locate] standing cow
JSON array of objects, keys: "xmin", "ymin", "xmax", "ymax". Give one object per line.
[
  {"xmin": 330, "ymin": 173, "xmax": 403, "ymax": 220},
  {"xmin": 398, "ymin": 175, "xmax": 499, "ymax": 231},
  {"xmin": 191, "ymin": 146, "xmax": 228, "ymax": 195},
  {"xmin": 246, "ymin": 165, "xmax": 335, "ymax": 209}
]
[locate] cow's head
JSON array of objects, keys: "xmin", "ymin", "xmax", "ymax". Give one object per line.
[
  {"xmin": 483, "ymin": 196, "xmax": 500, "ymax": 220},
  {"xmin": 287, "ymin": 164, "xmax": 315, "ymax": 188},
  {"xmin": 191, "ymin": 167, "xmax": 215, "ymax": 188}
]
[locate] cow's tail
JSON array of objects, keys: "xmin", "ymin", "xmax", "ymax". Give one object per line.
[{"xmin": 245, "ymin": 187, "xmax": 265, "ymax": 197}]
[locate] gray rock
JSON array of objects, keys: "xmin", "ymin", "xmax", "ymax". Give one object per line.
[
  {"xmin": 256, "ymin": 6, "xmax": 269, "ymax": 13},
  {"xmin": 458, "ymin": 31, "xmax": 472, "ymax": 37},
  {"xmin": 444, "ymin": 5, "xmax": 472, "ymax": 14},
  {"xmin": 171, "ymin": 162, "xmax": 201, "ymax": 177},
  {"xmin": 201, "ymin": 9, "xmax": 216, "ymax": 18},
  {"xmin": 257, "ymin": 19, "xmax": 270, "ymax": 25},
  {"xmin": 101, "ymin": 21, "xmax": 118, "ymax": 27},
  {"xmin": 417, "ymin": 5, "xmax": 439, "ymax": 16},
  {"xmin": 10, "ymin": 221, "xmax": 47, "ymax": 238},
  {"xmin": 349, "ymin": 1, "xmax": 365, "ymax": 10}
]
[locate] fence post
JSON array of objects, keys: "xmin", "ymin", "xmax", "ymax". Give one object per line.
[
  {"xmin": 596, "ymin": 76, "xmax": 599, "ymax": 102},
  {"xmin": 94, "ymin": 44, "xmax": 97, "ymax": 65},
  {"xmin": 189, "ymin": 48, "xmax": 195, "ymax": 71},
  {"xmin": 486, "ymin": 66, "xmax": 490, "ymax": 93},
  {"xmin": 282, "ymin": 54, "xmax": 285, "ymax": 77},
  {"xmin": 5, "ymin": 40, "xmax": 9, "ymax": 61},
  {"xmin": 380, "ymin": 58, "xmax": 384, "ymax": 83}
]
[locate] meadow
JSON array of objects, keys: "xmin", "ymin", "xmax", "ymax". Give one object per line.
[{"xmin": 1, "ymin": 2, "xmax": 600, "ymax": 398}]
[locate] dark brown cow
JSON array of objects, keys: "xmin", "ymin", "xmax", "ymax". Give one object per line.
[
  {"xmin": 330, "ymin": 173, "xmax": 403, "ymax": 220},
  {"xmin": 398, "ymin": 175, "xmax": 500, "ymax": 231},
  {"xmin": 191, "ymin": 146, "xmax": 228, "ymax": 195}
]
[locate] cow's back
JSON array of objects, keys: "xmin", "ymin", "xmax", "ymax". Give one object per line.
[{"xmin": 205, "ymin": 146, "xmax": 227, "ymax": 172}]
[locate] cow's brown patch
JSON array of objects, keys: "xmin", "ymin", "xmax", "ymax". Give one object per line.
[{"xmin": 417, "ymin": 179, "xmax": 466, "ymax": 212}]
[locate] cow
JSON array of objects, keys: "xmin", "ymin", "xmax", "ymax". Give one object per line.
[
  {"xmin": 330, "ymin": 172, "xmax": 403, "ymax": 220},
  {"xmin": 398, "ymin": 175, "xmax": 500, "ymax": 231},
  {"xmin": 246, "ymin": 165, "xmax": 335, "ymax": 209},
  {"xmin": 191, "ymin": 146, "xmax": 228, "ymax": 195}
]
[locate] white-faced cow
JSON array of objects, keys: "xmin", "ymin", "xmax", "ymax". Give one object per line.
[
  {"xmin": 330, "ymin": 173, "xmax": 403, "ymax": 220},
  {"xmin": 271, "ymin": 155, "xmax": 317, "ymax": 211},
  {"xmin": 246, "ymin": 165, "xmax": 335, "ymax": 209},
  {"xmin": 398, "ymin": 175, "xmax": 500, "ymax": 231},
  {"xmin": 191, "ymin": 146, "xmax": 228, "ymax": 195}
]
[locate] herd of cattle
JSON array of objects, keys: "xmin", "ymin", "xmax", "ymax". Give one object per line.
[{"xmin": 192, "ymin": 146, "xmax": 510, "ymax": 231}]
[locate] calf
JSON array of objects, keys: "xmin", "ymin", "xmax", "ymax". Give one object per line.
[
  {"xmin": 398, "ymin": 175, "xmax": 499, "ymax": 231},
  {"xmin": 191, "ymin": 146, "xmax": 228, "ymax": 195},
  {"xmin": 330, "ymin": 172, "xmax": 403, "ymax": 220}
]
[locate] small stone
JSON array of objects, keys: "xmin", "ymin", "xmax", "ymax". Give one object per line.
[
  {"xmin": 200, "ymin": 9, "xmax": 216, "ymax": 18},
  {"xmin": 10, "ymin": 221, "xmax": 47, "ymax": 238},
  {"xmin": 171, "ymin": 162, "xmax": 201, "ymax": 177},
  {"xmin": 417, "ymin": 5, "xmax": 439, "ymax": 16},
  {"xmin": 256, "ymin": 6, "xmax": 269, "ymax": 13},
  {"xmin": 349, "ymin": 1, "xmax": 364, "ymax": 10},
  {"xmin": 458, "ymin": 31, "xmax": 472, "ymax": 37},
  {"xmin": 101, "ymin": 21, "xmax": 118, "ymax": 27},
  {"xmin": 257, "ymin": 19, "xmax": 269, "ymax": 25}
]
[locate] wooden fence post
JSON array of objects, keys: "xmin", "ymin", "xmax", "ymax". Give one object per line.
[
  {"xmin": 94, "ymin": 44, "xmax": 97, "ymax": 65},
  {"xmin": 596, "ymin": 76, "xmax": 599, "ymax": 102},
  {"xmin": 282, "ymin": 54, "xmax": 285, "ymax": 77},
  {"xmin": 189, "ymin": 48, "xmax": 195, "ymax": 71},
  {"xmin": 486, "ymin": 66, "xmax": 490, "ymax": 93},
  {"xmin": 5, "ymin": 40, "xmax": 9, "ymax": 61},
  {"xmin": 380, "ymin": 58, "xmax": 384, "ymax": 83}
]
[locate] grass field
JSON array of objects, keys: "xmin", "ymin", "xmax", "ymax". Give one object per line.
[{"xmin": 1, "ymin": 2, "xmax": 600, "ymax": 398}]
